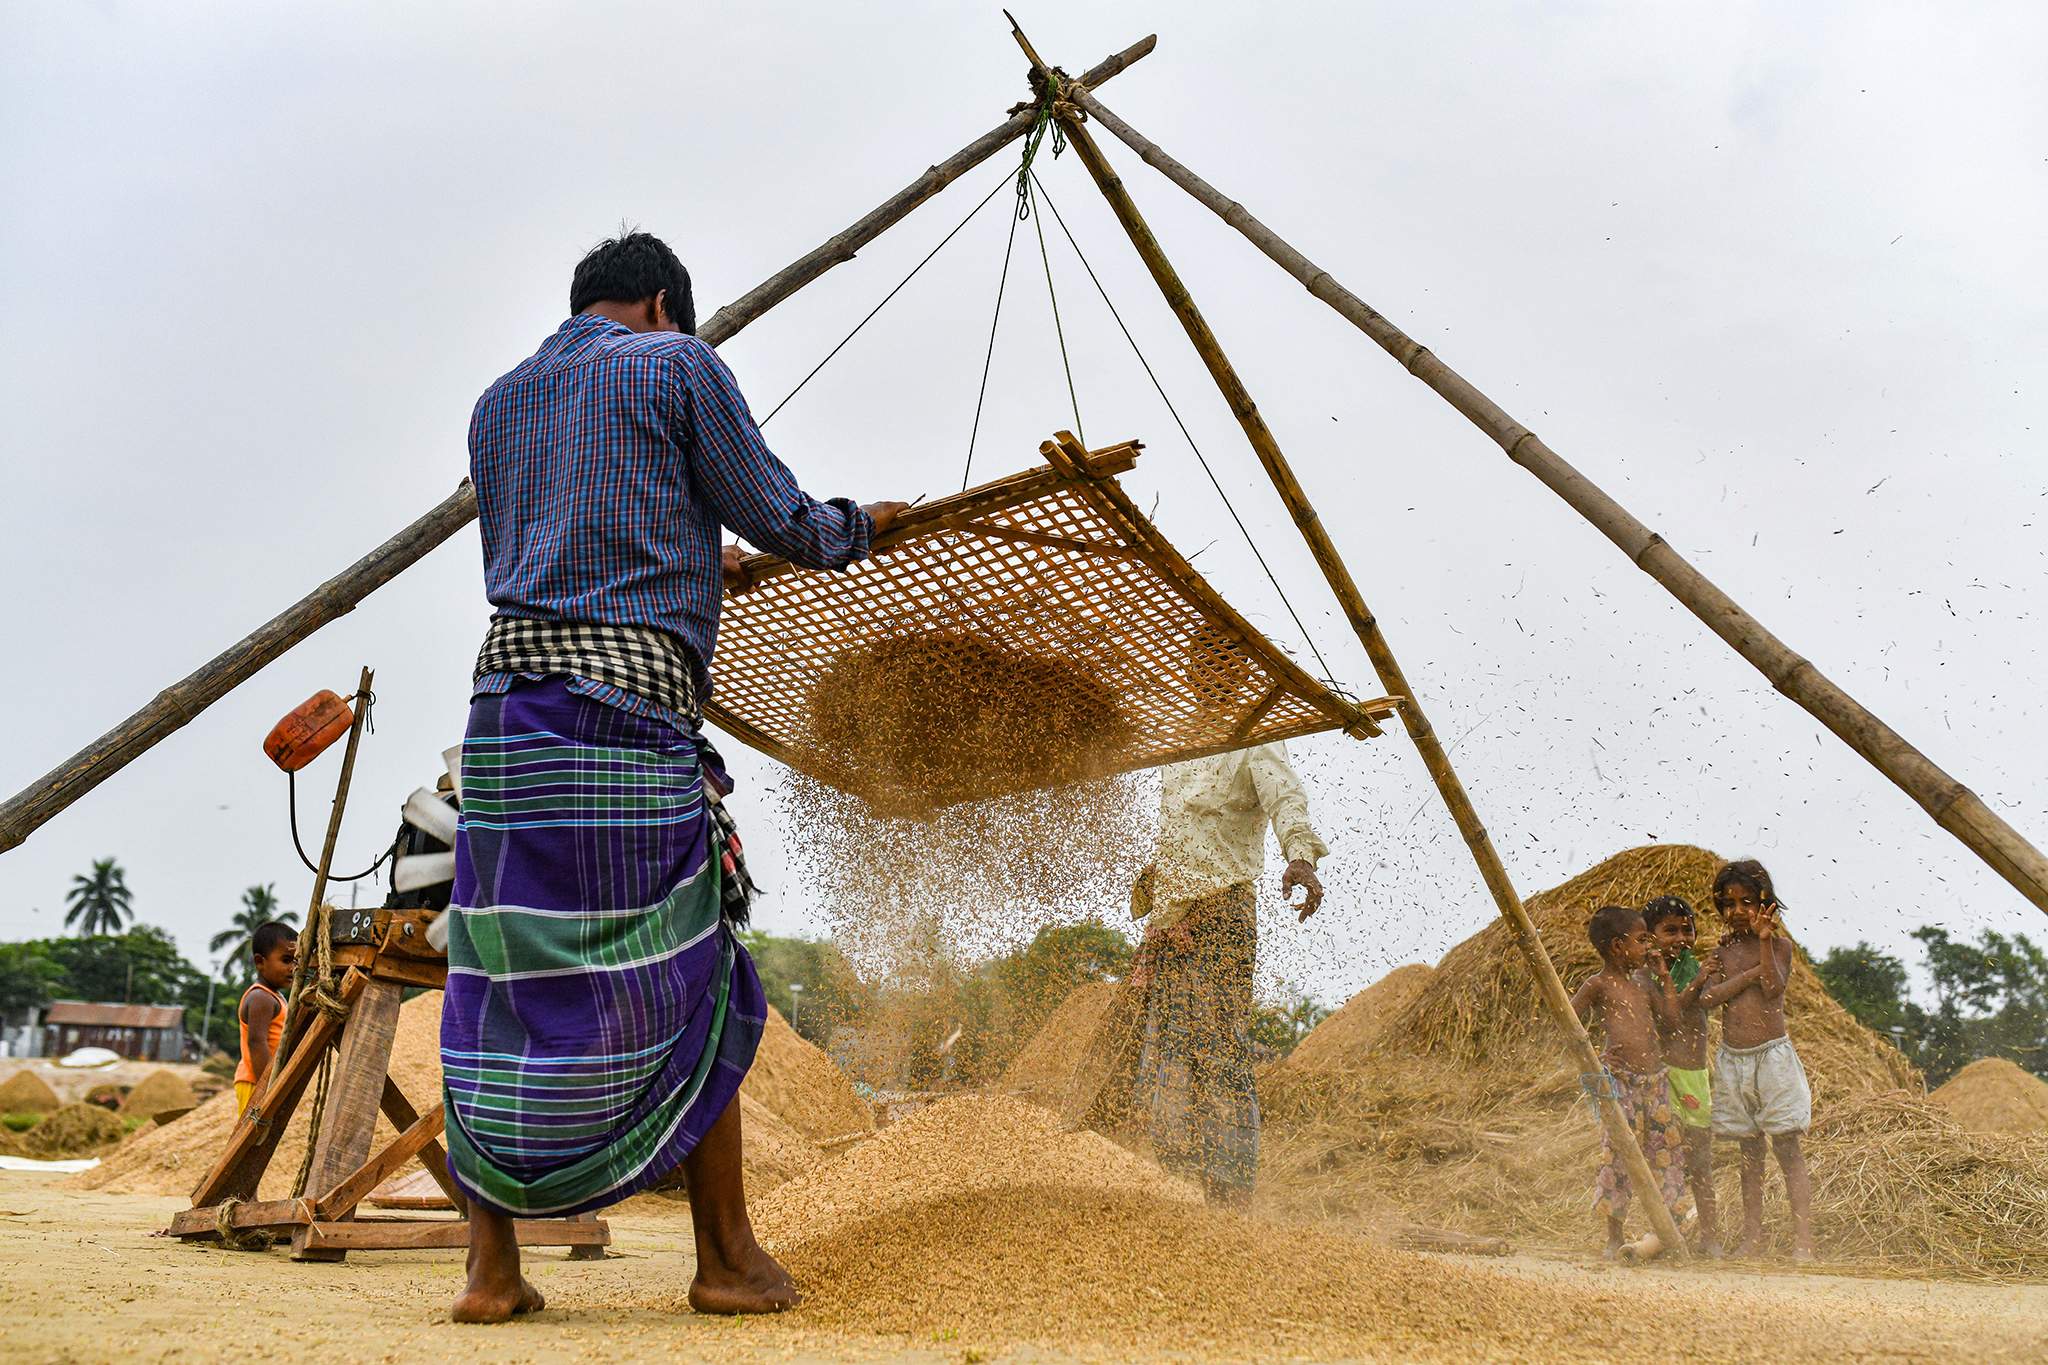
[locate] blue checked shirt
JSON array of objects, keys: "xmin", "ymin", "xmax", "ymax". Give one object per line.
[{"xmin": 470, "ymin": 313, "xmax": 873, "ymax": 715}]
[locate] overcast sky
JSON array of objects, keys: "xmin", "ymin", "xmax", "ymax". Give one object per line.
[{"xmin": 3, "ymin": 1, "xmax": 2043, "ymax": 1007}]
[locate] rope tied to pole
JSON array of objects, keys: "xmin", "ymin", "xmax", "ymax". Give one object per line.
[{"xmin": 1013, "ymin": 69, "xmax": 1067, "ymax": 220}]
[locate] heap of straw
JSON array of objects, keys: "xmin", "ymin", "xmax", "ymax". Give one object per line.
[
  {"xmin": 1255, "ymin": 845, "xmax": 2048, "ymax": 1278},
  {"xmin": 1929, "ymin": 1057, "xmax": 2048, "ymax": 1134},
  {"xmin": 806, "ymin": 633, "xmax": 1132, "ymax": 813}
]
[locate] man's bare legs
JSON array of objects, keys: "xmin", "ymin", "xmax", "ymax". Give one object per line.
[
  {"xmin": 452, "ymin": 1204, "xmax": 546, "ymax": 1323},
  {"xmin": 1772, "ymin": 1132, "xmax": 1815, "ymax": 1262},
  {"xmin": 683, "ymin": 1094, "xmax": 799, "ymax": 1315}
]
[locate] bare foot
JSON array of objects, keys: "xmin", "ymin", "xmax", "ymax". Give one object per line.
[
  {"xmin": 689, "ymin": 1242, "xmax": 800, "ymax": 1316},
  {"xmin": 1601, "ymin": 1242, "xmax": 1621, "ymax": 1262},
  {"xmin": 451, "ymin": 1276, "xmax": 545, "ymax": 1324},
  {"xmin": 1791, "ymin": 1246, "xmax": 1818, "ymax": 1266},
  {"xmin": 1699, "ymin": 1238, "xmax": 1725, "ymax": 1260},
  {"xmin": 1733, "ymin": 1231, "xmax": 1764, "ymax": 1258}
]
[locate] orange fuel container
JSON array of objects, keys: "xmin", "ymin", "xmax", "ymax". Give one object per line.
[{"xmin": 264, "ymin": 690, "xmax": 354, "ymax": 771}]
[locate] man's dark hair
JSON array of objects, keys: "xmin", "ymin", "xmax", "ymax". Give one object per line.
[
  {"xmin": 569, "ymin": 230, "xmax": 695, "ymax": 335},
  {"xmin": 1642, "ymin": 895, "xmax": 1695, "ymax": 931},
  {"xmin": 1587, "ymin": 904, "xmax": 1642, "ymax": 957},
  {"xmin": 1712, "ymin": 859, "xmax": 1780, "ymax": 911},
  {"xmin": 251, "ymin": 921, "xmax": 298, "ymax": 960}
]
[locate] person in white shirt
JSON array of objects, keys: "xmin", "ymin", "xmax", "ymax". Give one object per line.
[{"xmin": 1130, "ymin": 741, "xmax": 1327, "ymax": 1203}]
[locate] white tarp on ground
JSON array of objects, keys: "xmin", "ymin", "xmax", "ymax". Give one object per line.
[
  {"xmin": 54, "ymin": 1047, "xmax": 121, "ymax": 1069},
  {"xmin": 0, "ymin": 1155, "xmax": 102, "ymax": 1173}
]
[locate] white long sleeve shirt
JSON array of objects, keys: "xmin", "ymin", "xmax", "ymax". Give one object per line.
[{"xmin": 1140, "ymin": 741, "xmax": 1328, "ymax": 930}]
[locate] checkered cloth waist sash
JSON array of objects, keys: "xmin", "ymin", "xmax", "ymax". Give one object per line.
[{"xmin": 474, "ymin": 615, "xmax": 700, "ymax": 722}]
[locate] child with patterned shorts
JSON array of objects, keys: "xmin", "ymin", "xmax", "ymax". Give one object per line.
[{"xmin": 1570, "ymin": 905, "xmax": 1689, "ymax": 1260}]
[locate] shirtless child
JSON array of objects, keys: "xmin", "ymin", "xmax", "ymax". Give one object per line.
[
  {"xmin": 1698, "ymin": 859, "xmax": 1815, "ymax": 1261},
  {"xmin": 1570, "ymin": 905, "xmax": 1688, "ymax": 1260},
  {"xmin": 1641, "ymin": 895, "xmax": 1720, "ymax": 1257}
]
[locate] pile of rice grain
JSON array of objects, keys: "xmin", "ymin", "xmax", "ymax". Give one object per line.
[
  {"xmin": 0, "ymin": 1069, "xmax": 62, "ymax": 1116},
  {"xmin": 751, "ymin": 1093, "xmax": 2024, "ymax": 1359},
  {"xmin": 999, "ymin": 980, "xmax": 1118, "ymax": 1102},
  {"xmin": 119, "ymin": 1069, "xmax": 197, "ymax": 1122},
  {"xmin": 755, "ymin": 1094, "xmax": 1195, "ymax": 1249},
  {"xmin": 742, "ymin": 1005, "xmax": 872, "ymax": 1143},
  {"xmin": 1929, "ymin": 1057, "xmax": 2048, "ymax": 1134}
]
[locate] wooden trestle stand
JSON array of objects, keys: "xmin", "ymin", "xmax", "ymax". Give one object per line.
[{"xmin": 169, "ymin": 905, "xmax": 609, "ymax": 1260}]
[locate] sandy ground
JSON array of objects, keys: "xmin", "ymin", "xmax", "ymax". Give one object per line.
[{"xmin": 3, "ymin": 1173, "xmax": 2045, "ymax": 1363}]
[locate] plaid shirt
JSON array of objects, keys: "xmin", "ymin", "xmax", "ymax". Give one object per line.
[{"xmin": 470, "ymin": 312, "xmax": 872, "ymax": 703}]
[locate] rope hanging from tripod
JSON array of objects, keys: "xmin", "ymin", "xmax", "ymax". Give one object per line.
[{"xmin": 1028, "ymin": 168, "xmax": 1340, "ymax": 687}]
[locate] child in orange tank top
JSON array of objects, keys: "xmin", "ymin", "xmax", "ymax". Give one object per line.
[{"xmin": 234, "ymin": 922, "xmax": 297, "ymax": 1115}]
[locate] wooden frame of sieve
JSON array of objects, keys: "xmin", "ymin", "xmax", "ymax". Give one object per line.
[{"xmin": 706, "ymin": 430, "xmax": 1399, "ymax": 807}]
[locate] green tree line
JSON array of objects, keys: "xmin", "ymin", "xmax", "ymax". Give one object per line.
[{"xmin": 1814, "ymin": 927, "xmax": 2047, "ymax": 1085}]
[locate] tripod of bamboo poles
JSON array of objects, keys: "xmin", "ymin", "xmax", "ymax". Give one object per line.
[
  {"xmin": 0, "ymin": 33, "xmax": 1160, "ymax": 858},
  {"xmin": 1004, "ymin": 18, "xmax": 1690, "ymax": 1257},
  {"xmin": 1055, "ymin": 70, "xmax": 2048, "ymax": 921}
]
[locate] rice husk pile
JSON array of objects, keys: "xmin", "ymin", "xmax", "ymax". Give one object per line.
[
  {"xmin": 23, "ymin": 1101, "xmax": 125, "ymax": 1158},
  {"xmin": 755, "ymin": 1094, "xmax": 1195, "ymax": 1248},
  {"xmin": 741, "ymin": 1005, "xmax": 871, "ymax": 1143},
  {"xmin": 119, "ymin": 1068, "xmax": 197, "ymax": 1122},
  {"xmin": 1253, "ymin": 845, "xmax": 2043, "ymax": 1277},
  {"xmin": 1263, "ymin": 962, "xmax": 1433, "ymax": 1084},
  {"xmin": 1000, "ymin": 980, "xmax": 1117, "ymax": 1102},
  {"xmin": 1730, "ymin": 1089, "xmax": 2048, "ymax": 1277},
  {"xmin": 805, "ymin": 633, "xmax": 1133, "ymax": 814},
  {"xmin": 1929, "ymin": 1057, "xmax": 2048, "ymax": 1134},
  {"xmin": 0, "ymin": 1069, "xmax": 62, "ymax": 1115},
  {"xmin": 750, "ymin": 1094, "xmax": 2015, "ymax": 1359}
]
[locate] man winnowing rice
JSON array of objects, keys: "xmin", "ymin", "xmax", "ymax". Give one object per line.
[{"xmin": 444, "ymin": 230, "xmax": 906, "ymax": 1323}]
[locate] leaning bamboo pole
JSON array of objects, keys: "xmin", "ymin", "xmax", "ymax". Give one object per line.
[
  {"xmin": 1009, "ymin": 27, "xmax": 1689, "ymax": 1256},
  {"xmin": 1066, "ymin": 85, "xmax": 2048, "ymax": 920},
  {"xmin": 0, "ymin": 34, "xmax": 1157, "ymax": 857}
]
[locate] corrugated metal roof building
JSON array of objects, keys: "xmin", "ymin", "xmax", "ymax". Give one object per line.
[{"xmin": 42, "ymin": 1001, "xmax": 187, "ymax": 1062}]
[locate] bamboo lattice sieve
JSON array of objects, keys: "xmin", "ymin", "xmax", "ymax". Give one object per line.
[{"xmin": 705, "ymin": 431, "xmax": 1397, "ymax": 807}]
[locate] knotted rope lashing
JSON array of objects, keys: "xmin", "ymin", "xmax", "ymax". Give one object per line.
[
  {"xmin": 212, "ymin": 1196, "xmax": 277, "ymax": 1252},
  {"xmin": 1013, "ymin": 69, "xmax": 1067, "ymax": 220}
]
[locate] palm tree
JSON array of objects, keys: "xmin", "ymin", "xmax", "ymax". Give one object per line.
[
  {"xmin": 209, "ymin": 884, "xmax": 294, "ymax": 977},
  {"xmin": 63, "ymin": 858, "xmax": 134, "ymax": 936}
]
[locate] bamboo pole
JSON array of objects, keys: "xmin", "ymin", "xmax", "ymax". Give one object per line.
[
  {"xmin": 1010, "ymin": 24, "xmax": 1690, "ymax": 1257},
  {"xmin": 0, "ymin": 33, "xmax": 1158, "ymax": 857},
  {"xmin": 1066, "ymin": 85, "xmax": 2048, "ymax": 920}
]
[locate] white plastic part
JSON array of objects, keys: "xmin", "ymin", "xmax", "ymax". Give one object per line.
[
  {"xmin": 393, "ymin": 850, "xmax": 457, "ymax": 892},
  {"xmin": 425, "ymin": 911, "xmax": 451, "ymax": 952},
  {"xmin": 442, "ymin": 744, "xmax": 465, "ymax": 800},
  {"xmin": 402, "ymin": 786, "xmax": 459, "ymax": 844}
]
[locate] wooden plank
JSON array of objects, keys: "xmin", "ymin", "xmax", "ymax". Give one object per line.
[
  {"xmin": 187, "ymin": 969, "xmax": 366, "ymax": 1207},
  {"xmin": 290, "ymin": 976, "xmax": 405, "ymax": 1261},
  {"xmin": 169, "ymin": 1198, "xmax": 312, "ymax": 1238},
  {"xmin": 300, "ymin": 1217, "xmax": 611, "ymax": 1252},
  {"xmin": 380, "ymin": 1077, "xmax": 467, "ymax": 1215},
  {"xmin": 314, "ymin": 1102, "xmax": 446, "ymax": 1221},
  {"xmin": 368, "ymin": 954, "xmax": 446, "ymax": 990}
]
